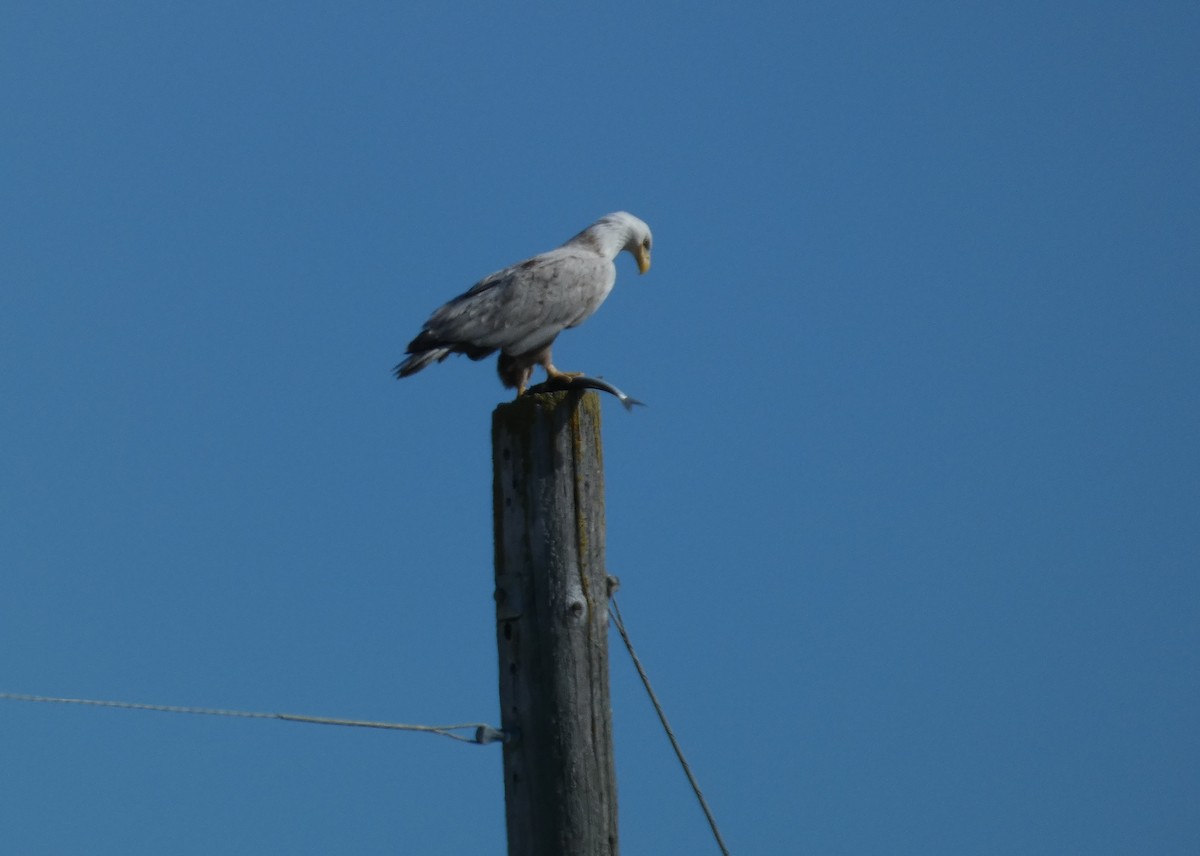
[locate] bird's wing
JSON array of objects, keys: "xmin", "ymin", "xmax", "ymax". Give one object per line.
[{"xmin": 421, "ymin": 249, "xmax": 614, "ymax": 356}]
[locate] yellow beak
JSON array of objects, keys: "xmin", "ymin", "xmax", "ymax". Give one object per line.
[{"xmin": 636, "ymin": 248, "xmax": 651, "ymax": 275}]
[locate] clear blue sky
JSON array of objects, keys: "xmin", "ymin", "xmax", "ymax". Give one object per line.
[{"xmin": 2, "ymin": 2, "xmax": 1197, "ymax": 853}]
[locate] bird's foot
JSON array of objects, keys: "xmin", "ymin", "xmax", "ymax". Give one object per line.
[{"xmin": 545, "ymin": 368, "xmax": 583, "ymax": 383}]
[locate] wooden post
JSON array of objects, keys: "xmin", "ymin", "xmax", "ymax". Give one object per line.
[{"xmin": 491, "ymin": 390, "xmax": 618, "ymax": 856}]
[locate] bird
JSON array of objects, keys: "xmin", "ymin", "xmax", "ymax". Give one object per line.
[{"xmin": 394, "ymin": 212, "xmax": 652, "ymax": 396}]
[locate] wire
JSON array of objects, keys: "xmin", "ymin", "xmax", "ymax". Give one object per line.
[
  {"xmin": 5, "ymin": 608, "xmax": 726, "ymax": 850},
  {"xmin": 0, "ymin": 692, "xmax": 505, "ymax": 745},
  {"xmin": 609, "ymin": 595, "xmax": 731, "ymax": 856}
]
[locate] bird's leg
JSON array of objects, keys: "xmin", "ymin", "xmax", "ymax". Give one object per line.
[
  {"xmin": 515, "ymin": 365, "xmax": 534, "ymax": 397},
  {"xmin": 540, "ymin": 355, "xmax": 583, "ymax": 384},
  {"xmin": 547, "ymin": 367, "xmax": 583, "ymax": 381}
]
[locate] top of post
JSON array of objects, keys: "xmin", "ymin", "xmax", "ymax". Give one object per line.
[{"xmin": 492, "ymin": 389, "xmax": 602, "ymax": 431}]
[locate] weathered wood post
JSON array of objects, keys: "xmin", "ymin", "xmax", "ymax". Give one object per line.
[{"xmin": 491, "ymin": 390, "xmax": 618, "ymax": 856}]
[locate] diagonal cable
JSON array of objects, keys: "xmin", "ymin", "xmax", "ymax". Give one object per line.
[{"xmin": 609, "ymin": 595, "xmax": 731, "ymax": 856}]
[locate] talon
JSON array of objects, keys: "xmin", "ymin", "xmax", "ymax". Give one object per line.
[{"xmin": 546, "ymin": 367, "xmax": 583, "ymax": 382}]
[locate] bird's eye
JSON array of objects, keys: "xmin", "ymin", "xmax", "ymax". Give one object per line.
[{"xmin": 642, "ymin": 237, "xmax": 651, "ymax": 250}]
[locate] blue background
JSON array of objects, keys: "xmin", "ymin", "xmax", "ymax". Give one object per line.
[{"xmin": 2, "ymin": 2, "xmax": 1197, "ymax": 853}]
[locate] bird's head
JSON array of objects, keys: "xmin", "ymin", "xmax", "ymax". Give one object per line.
[
  {"xmin": 574, "ymin": 211, "xmax": 653, "ymax": 273},
  {"xmin": 609, "ymin": 212, "xmax": 652, "ymax": 274}
]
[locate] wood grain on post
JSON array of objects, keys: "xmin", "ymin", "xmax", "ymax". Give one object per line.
[{"xmin": 491, "ymin": 390, "xmax": 617, "ymax": 856}]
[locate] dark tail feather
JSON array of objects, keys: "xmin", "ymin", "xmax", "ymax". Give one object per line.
[{"xmin": 394, "ymin": 349, "xmax": 448, "ymax": 379}]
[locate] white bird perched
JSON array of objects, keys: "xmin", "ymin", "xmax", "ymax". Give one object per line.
[{"xmin": 394, "ymin": 212, "xmax": 652, "ymax": 396}]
